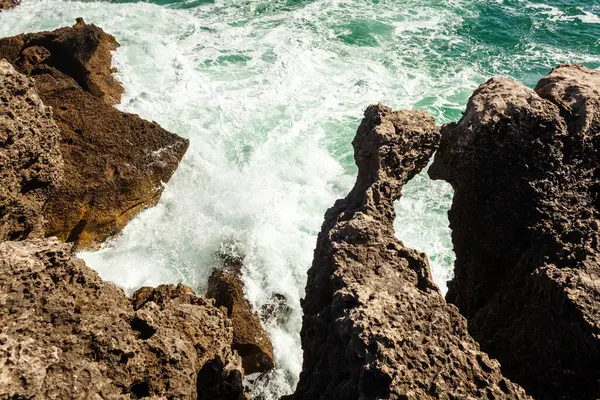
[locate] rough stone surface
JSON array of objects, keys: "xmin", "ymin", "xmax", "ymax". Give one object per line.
[
  {"xmin": 0, "ymin": 18, "xmax": 123, "ymax": 104},
  {"xmin": 0, "ymin": 60, "xmax": 63, "ymax": 242},
  {"xmin": 207, "ymin": 254, "xmax": 275, "ymax": 375},
  {"xmin": 429, "ymin": 64, "xmax": 600, "ymax": 400},
  {"xmin": 0, "ymin": 238, "xmax": 246, "ymax": 400},
  {"xmin": 290, "ymin": 105, "xmax": 529, "ymax": 400},
  {"xmin": 0, "ymin": 21, "xmax": 189, "ymax": 250},
  {"xmin": 0, "ymin": 0, "xmax": 19, "ymax": 11}
]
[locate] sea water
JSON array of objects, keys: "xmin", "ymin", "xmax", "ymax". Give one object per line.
[{"xmin": 1, "ymin": 0, "xmax": 599, "ymax": 397}]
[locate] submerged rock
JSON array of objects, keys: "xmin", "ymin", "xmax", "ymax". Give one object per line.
[
  {"xmin": 207, "ymin": 254, "xmax": 275, "ymax": 375},
  {"xmin": 0, "ymin": 20, "xmax": 189, "ymax": 249},
  {"xmin": 290, "ymin": 105, "xmax": 529, "ymax": 399},
  {"xmin": 430, "ymin": 64, "xmax": 600, "ymax": 399},
  {"xmin": 0, "ymin": 238, "xmax": 246, "ymax": 399},
  {"xmin": 0, "ymin": 60, "xmax": 63, "ymax": 242}
]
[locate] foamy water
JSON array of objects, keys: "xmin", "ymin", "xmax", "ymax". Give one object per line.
[{"xmin": 2, "ymin": 0, "xmax": 599, "ymax": 397}]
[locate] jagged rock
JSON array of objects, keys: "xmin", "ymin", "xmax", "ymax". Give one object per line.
[
  {"xmin": 290, "ymin": 104, "xmax": 529, "ymax": 400},
  {"xmin": 0, "ymin": 60, "xmax": 63, "ymax": 242},
  {"xmin": 429, "ymin": 64, "xmax": 600, "ymax": 399},
  {"xmin": 0, "ymin": 18, "xmax": 123, "ymax": 104},
  {"xmin": 0, "ymin": 21, "xmax": 189, "ymax": 250},
  {"xmin": 260, "ymin": 293, "xmax": 292, "ymax": 325},
  {"xmin": 207, "ymin": 254, "xmax": 275, "ymax": 375},
  {"xmin": 0, "ymin": 238, "xmax": 246, "ymax": 399},
  {"xmin": 0, "ymin": 0, "xmax": 19, "ymax": 11}
]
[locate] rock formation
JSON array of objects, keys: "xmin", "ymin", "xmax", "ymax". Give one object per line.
[
  {"xmin": 0, "ymin": 238, "xmax": 246, "ymax": 399},
  {"xmin": 429, "ymin": 65, "xmax": 600, "ymax": 399},
  {"xmin": 289, "ymin": 105, "xmax": 529, "ymax": 399},
  {"xmin": 0, "ymin": 18, "xmax": 123, "ymax": 104},
  {"xmin": 0, "ymin": 0, "xmax": 19, "ymax": 11},
  {"xmin": 1, "ymin": 27, "xmax": 246, "ymax": 400},
  {"xmin": 0, "ymin": 59, "xmax": 63, "ymax": 242},
  {"xmin": 0, "ymin": 20, "xmax": 189, "ymax": 249},
  {"xmin": 207, "ymin": 254, "xmax": 275, "ymax": 375}
]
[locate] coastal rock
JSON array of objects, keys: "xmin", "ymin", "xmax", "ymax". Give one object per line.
[
  {"xmin": 0, "ymin": 21, "xmax": 189, "ymax": 249},
  {"xmin": 207, "ymin": 254, "xmax": 275, "ymax": 375},
  {"xmin": 290, "ymin": 105, "xmax": 529, "ymax": 399},
  {"xmin": 0, "ymin": 238, "xmax": 246, "ymax": 399},
  {"xmin": 0, "ymin": 60, "xmax": 63, "ymax": 242},
  {"xmin": 0, "ymin": 0, "xmax": 19, "ymax": 11},
  {"xmin": 429, "ymin": 65, "xmax": 600, "ymax": 399},
  {"xmin": 0, "ymin": 18, "xmax": 123, "ymax": 104}
]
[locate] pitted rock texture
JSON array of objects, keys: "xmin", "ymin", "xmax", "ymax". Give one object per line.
[
  {"xmin": 0, "ymin": 21, "xmax": 189, "ymax": 250},
  {"xmin": 0, "ymin": 18, "xmax": 123, "ymax": 104},
  {"xmin": 0, "ymin": 238, "xmax": 246, "ymax": 400},
  {"xmin": 290, "ymin": 105, "xmax": 529, "ymax": 400},
  {"xmin": 429, "ymin": 64, "xmax": 600, "ymax": 400},
  {"xmin": 0, "ymin": 60, "xmax": 63, "ymax": 242},
  {"xmin": 207, "ymin": 254, "xmax": 275, "ymax": 375}
]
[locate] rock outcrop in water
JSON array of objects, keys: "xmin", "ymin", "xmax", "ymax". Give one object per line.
[
  {"xmin": 0, "ymin": 60, "xmax": 63, "ymax": 242},
  {"xmin": 0, "ymin": 20, "xmax": 189, "ymax": 249},
  {"xmin": 207, "ymin": 254, "xmax": 275, "ymax": 375},
  {"xmin": 289, "ymin": 105, "xmax": 529, "ymax": 399},
  {"xmin": 429, "ymin": 65, "xmax": 600, "ymax": 399},
  {"xmin": 0, "ymin": 0, "xmax": 19, "ymax": 11},
  {"xmin": 0, "ymin": 26, "xmax": 247, "ymax": 400},
  {"xmin": 0, "ymin": 18, "xmax": 123, "ymax": 104}
]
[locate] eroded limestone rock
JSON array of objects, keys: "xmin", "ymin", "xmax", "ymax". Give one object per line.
[
  {"xmin": 0, "ymin": 238, "xmax": 246, "ymax": 399},
  {"xmin": 290, "ymin": 105, "xmax": 529, "ymax": 400},
  {"xmin": 0, "ymin": 59, "xmax": 63, "ymax": 242},
  {"xmin": 207, "ymin": 254, "xmax": 275, "ymax": 375},
  {"xmin": 430, "ymin": 64, "xmax": 600, "ymax": 399}
]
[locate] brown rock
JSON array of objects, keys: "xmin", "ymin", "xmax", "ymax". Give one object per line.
[
  {"xmin": 0, "ymin": 0, "xmax": 19, "ymax": 11},
  {"xmin": 0, "ymin": 237, "xmax": 246, "ymax": 399},
  {"xmin": 207, "ymin": 254, "xmax": 275, "ymax": 375},
  {"xmin": 0, "ymin": 22, "xmax": 189, "ymax": 250},
  {"xmin": 429, "ymin": 65, "xmax": 600, "ymax": 399},
  {"xmin": 0, "ymin": 59, "xmax": 63, "ymax": 242},
  {"xmin": 0, "ymin": 18, "xmax": 123, "ymax": 104},
  {"xmin": 290, "ymin": 105, "xmax": 529, "ymax": 399}
]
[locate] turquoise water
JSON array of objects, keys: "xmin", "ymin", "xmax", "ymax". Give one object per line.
[{"xmin": 1, "ymin": 0, "xmax": 598, "ymax": 397}]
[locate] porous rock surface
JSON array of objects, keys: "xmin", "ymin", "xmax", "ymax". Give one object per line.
[
  {"xmin": 0, "ymin": 59, "xmax": 63, "ymax": 242},
  {"xmin": 0, "ymin": 238, "xmax": 246, "ymax": 400},
  {"xmin": 207, "ymin": 255, "xmax": 275, "ymax": 375},
  {"xmin": 290, "ymin": 105, "xmax": 529, "ymax": 400},
  {"xmin": 429, "ymin": 64, "xmax": 600, "ymax": 399},
  {"xmin": 0, "ymin": 20, "xmax": 189, "ymax": 249}
]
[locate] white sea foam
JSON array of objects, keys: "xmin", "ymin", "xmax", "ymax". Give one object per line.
[{"xmin": 2, "ymin": 0, "xmax": 599, "ymax": 398}]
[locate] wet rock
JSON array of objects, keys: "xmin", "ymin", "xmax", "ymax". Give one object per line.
[
  {"xmin": 0, "ymin": 0, "xmax": 19, "ymax": 11},
  {"xmin": 0, "ymin": 21, "xmax": 189, "ymax": 250},
  {"xmin": 290, "ymin": 104, "xmax": 529, "ymax": 399},
  {"xmin": 207, "ymin": 254, "xmax": 275, "ymax": 375},
  {"xmin": 0, "ymin": 18, "xmax": 123, "ymax": 104},
  {"xmin": 0, "ymin": 59, "xmax": 63, "ymax": 242},
  {"xmin": 430, "ymin": 64, "xmax": 600, "ymax": 399},
  {"xmin": 0, "ymin": 238, "xmax": 246, "ymax": 399},
  {"xmin": 260, "ymin": 293, "xmax": 292, "ymax": 325}
]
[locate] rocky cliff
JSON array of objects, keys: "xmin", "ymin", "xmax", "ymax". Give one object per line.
[
  {"xmin": 0, "ymin": 60, "xmax": 63, "ymax": 242},
  {"xmin": 429, "ymin": 65, "xmax": 600, "ymax": 399},
  {"xmin": 0, "ymin": 24, "xmax": 247, "ymax": 400},
  {"xmin": 289, "ymin": 105, "xmax": 529, "ymax": 399},
  {"xmin": 0, "ymin": 19, "xmax": 188, "ymax": 250}
]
